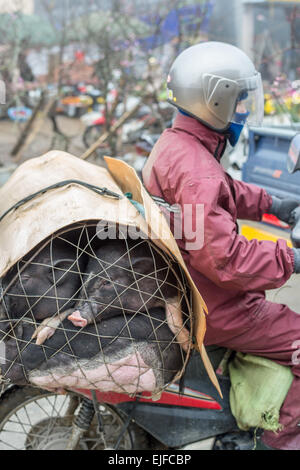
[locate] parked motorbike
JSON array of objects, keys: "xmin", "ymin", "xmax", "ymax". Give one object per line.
[
  {"xmin": 0, "ymin": 134, "xmax": 299, "ymax": 451},
  {"xmin": 81, "ymin": 100, "xmax": 173, "ymax": 151}
]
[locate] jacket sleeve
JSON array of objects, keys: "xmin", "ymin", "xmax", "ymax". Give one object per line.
[
  {"xmin": 175, "ymin": 176, "xmax": 294, "ymax": 292},
  {"xmin": 230, "ymin": 177, "xmax": 273, "ymax": 221}
]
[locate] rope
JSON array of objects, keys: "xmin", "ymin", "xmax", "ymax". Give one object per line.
[
  {"xmin": 0, "ymin": 222, "xmax": 192, "ymax": 397},
  {"xmin": 0, "ymin": 180, "xmax": 122, "ymax": 224}
]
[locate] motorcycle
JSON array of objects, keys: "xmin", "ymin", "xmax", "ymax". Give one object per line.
[
  {"xmin": 0, "ymin": 134, "xmax": 299, "ymax": 451},
  {"xmin": 81, "ymin": 99, "xmax": 173, "ymax": 152}
]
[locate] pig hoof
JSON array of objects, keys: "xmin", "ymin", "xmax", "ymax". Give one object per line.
[
  {"xmin": 36, "ymin": 329, "xmax": 54, "ymax": 345},
  {"xmin": 33, "ymin": 326, "xmax": 56, "ymax": 346},
  {"xmin": 31, "ymin": 311, "xmax": 71, "ymax": 345},
  {"xmin": 67, "ymin": 311, "xmax": 88, "ymax": 328}
]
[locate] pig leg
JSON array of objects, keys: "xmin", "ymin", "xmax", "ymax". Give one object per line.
[
  {"xmin": 165, "ymin": 298, "xmax": 190, "ymax": 352},
  {"xmin": 31, "ymin": 310, "xmax": 72, "ymax": 346}
]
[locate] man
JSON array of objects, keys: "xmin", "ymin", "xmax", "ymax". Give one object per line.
[{"xmin": 142, "ymin": 41, "xmax": 300, "ymax": 450}]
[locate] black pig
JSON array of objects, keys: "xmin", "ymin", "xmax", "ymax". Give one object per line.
[
  {"xmin": 1, "ymin": 308, "xmax": 185, "ymax": 397},
  {"xmin": 0, "ymin": 236, "xmax": 88, "ymax": 343},
  {"xmin": 36, "ymin": 239, "xmax": 190, "ymax": 351}
]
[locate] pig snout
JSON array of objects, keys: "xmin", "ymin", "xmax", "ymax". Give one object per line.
[
  {"xmin": 67, "ymin": 299, "xmax": 97, "ymax": 327},
  {"xmin": 68, "ymin": 310, "xmax": 88, "ymax": 328},
  {"xmin": 78, "ymin": 239, "xmax": 183, "ymax": 326}
]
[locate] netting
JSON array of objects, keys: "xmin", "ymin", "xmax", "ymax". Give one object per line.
[{"xmin": 0, "ymin": 221, "xmax": 193, "ymax": 400}]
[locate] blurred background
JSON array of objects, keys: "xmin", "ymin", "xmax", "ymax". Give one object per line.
[{"xmin": 0, "ymin": 0, "xmax": 299, "ymax": 175}]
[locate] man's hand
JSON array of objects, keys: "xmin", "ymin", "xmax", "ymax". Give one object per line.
[{"xmin": 268, "ymin": 196, "xmax": 299, "ymax": 225}]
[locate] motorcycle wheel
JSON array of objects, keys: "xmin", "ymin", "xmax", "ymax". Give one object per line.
[
  {"xmin": 0, "ymin": 386, "xmax": 150, "ymax": 450},
  {"xmin": 83, "ymin": 125, "xmax": 105, "ymax": 149}
]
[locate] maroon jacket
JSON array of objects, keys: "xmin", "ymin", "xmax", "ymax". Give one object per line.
[{"xmin": 142, "ymin": 112, "xmax": 295, "ymax": 346}]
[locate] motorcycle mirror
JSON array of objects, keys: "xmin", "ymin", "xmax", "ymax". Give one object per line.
[{"xmin": 287, "ymin": 133, "xmax": 300, "ymax": 173}]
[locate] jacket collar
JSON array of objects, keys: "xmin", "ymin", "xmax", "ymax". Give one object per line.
[{"xmin": 172, "ymin": 112, "xmax": 227, "ymax": 162}]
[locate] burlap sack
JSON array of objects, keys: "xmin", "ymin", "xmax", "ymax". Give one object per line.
[{"xmin": 0, "ymin": 151, "xmax": 220, "ymax": 395}]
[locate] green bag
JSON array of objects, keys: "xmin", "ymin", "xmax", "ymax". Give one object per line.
[{"xmin": 228, "ymin": 352, "xmax": 293, "ymax": 432}]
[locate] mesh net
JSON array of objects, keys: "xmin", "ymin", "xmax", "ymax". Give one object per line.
[{"xmin": 0, "ymin": 222, "xmax": 193, "ymax": 399}]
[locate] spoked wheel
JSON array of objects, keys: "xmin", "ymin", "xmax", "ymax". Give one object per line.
[
  {"xmin": 0, "ymin": 387, "xmax": 150, "ymax": 450},
  {"xmin": 83, "ymin": 125, "xmax": 105, "ymax": 149}
]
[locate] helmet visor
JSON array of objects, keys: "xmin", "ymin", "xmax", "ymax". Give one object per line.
[{"xmin": 231, "ymin": 73, "xmax": 264, "ymax": 127}]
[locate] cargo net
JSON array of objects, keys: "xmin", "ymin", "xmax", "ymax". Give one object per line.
[{"xmin": 0, "ymin": 222, "xmax": 193, "ymax": 400}]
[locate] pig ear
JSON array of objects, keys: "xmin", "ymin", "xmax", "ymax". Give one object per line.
[
  {"xmin": 49, "ymin": 259, "xmax": 76, "ymax": 282},
  {"xmin": 53, "ymin": 258, "xmax": 74, "ymax": 267},
  {"xmin": 52, "ymin": 259, "xmax": 75, "ymax": 271}
]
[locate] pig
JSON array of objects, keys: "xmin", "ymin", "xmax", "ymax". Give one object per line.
[
  {"xmin": 34, "ymin": 239, "xmax": 191, "ymax": 352},
  {"xmin": 1, "ymin": 307, "xmax": 185, "ymax": 397},
  {"xmin": 0, "ymin": 235, "xmax": 88, "ymax": 343}
]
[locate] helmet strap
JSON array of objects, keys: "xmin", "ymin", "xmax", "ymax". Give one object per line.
[{"xmin": 178, "ymin": 109, "xmax": 192, "ymax": 118}]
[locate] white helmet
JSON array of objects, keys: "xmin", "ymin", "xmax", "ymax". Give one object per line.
[{"xmin": 166, "ymin": 41, "xmax": 264, "ymax": 131}]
